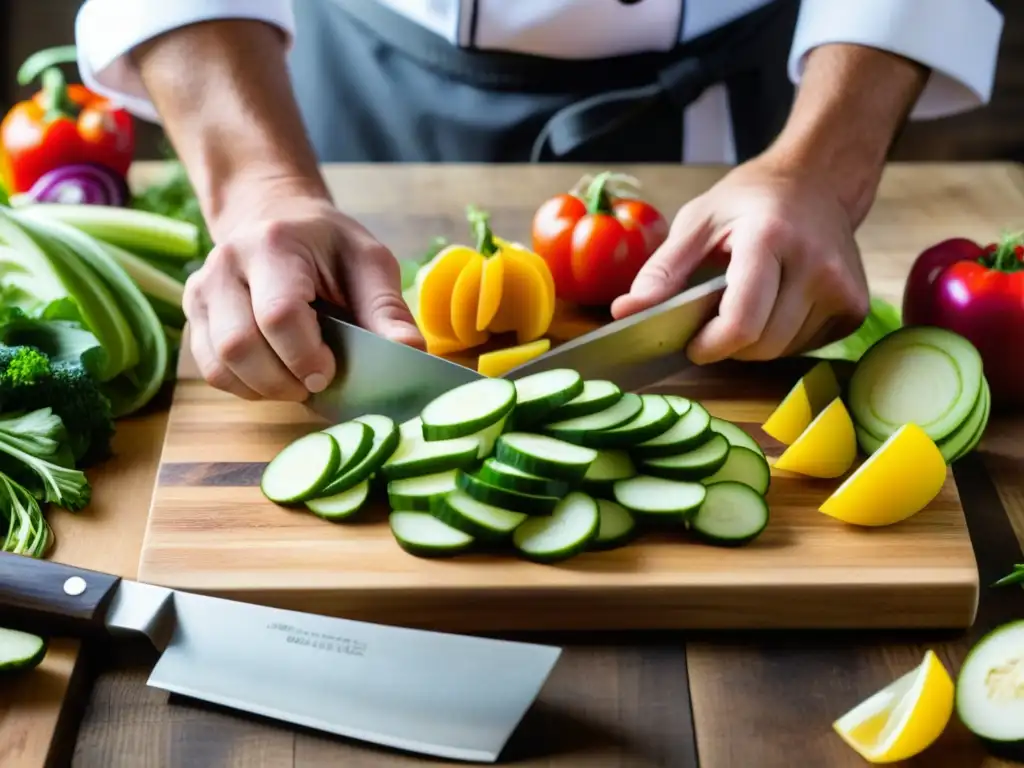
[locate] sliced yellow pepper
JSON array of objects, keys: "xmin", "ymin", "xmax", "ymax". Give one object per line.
[
  {"xmin": 772, "ymin": 397, "xmax": 857, "ymax": 478},
  {"xmin": 762, "ymin": 361, "xmax": 841, "ymax": 445},
  {"xmin": 478, "ymin": 338, "xmax": 551, "ymax": 377}
]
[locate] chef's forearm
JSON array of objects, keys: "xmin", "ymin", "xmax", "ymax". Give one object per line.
[
  {"xmin": 132, "ymin": 19, "xmax": 329, "ymax": 239},
  {"xmin": 767, "ymin": 43, "xmax": 929, "ymax": 226}
]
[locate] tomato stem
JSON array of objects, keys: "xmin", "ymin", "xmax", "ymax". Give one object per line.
[
  {"xmin": 466, "ymin": 205, "xmax": 498, "ymax": 257},
  {"xmin": 583, "ymin": 172, "xmax": 614, "ymax": 215}
]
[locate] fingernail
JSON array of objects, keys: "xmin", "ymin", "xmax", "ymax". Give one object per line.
[{"xmin": 305, "ymin": 373, "xmax": 328, "ymax": 393}]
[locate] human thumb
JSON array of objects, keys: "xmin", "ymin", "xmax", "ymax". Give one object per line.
[{"xmin": 347, "ymin": 248, "xmax": 426, "ymax": 350}]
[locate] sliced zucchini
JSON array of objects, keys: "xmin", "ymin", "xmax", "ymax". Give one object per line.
[
  {"xmin": 261, "ymin": 432, "xmax": 341, "ymax": 504},
  {"xmin": 430, "ymin": 488, "xmax": 528, "ymax": 541},
  {"xmin": 455, "ymin": 470, "xmax": 559, "ymax": 514},
  {"xmin": 379, "ymin": 433, "xmax": 480, "ymax": 481},
  {"xmin": 612, "ymin": 475, "xmax": 706, "ymax": 523},
  {"xmin": 630, "ymin": 400, "xmax": 712, "ymax": 459},
  {"xmin": 321, "ymin": 421, "xmax": 374, "ymax": 477},
  {"xmin": 662, "ymin": 395, "xmax": 693, "ymax": 417},
  {"xmin": 690, "ymin": 481, "xmax": 769, "ymax": 546},
  {"xmin": 305, "ymin": 480, "xmax": 370, "ymax": 521},
  {"xmin": 590, "ymin": 499, "xmax": 637, "ymax": 551},
  {"xmin": 702, "ymin": 446, "xmax": 771, "ymax": 496},
  {"xmin": 399, "ymin": 417, "xmax": 423, "ymax": 440},
  {"xmin": 939, "ymin": 377, "xmax": 990, "ymax": 464},
  {"xmin": 581, "ymin": 450, "xmax": 637, "ymax": 497},
  {"xmin": 543, "ymin": 393, "xmax": 643, "ymax": 444},
  {"xmin": 387, "ymin": 469, "xmax": 459, "ymax": 511},
  {"xmin": 477, "ymin": 458, "xmax": 570, "ymax": 497},
  {"xmin": 708, "ymin": 417, "xmax": 765, "ymax": 459},
  {"xmin": 420, "ymin": 378, "xmax": 516, "ymax": 440},
  {"xmin": 955, "ymin": 620, "xmax": 1024, "ymax": 751},
  {"xmin": 584, "ymin": 394, "xmax": 678, "ymax": 449},
  {"xmin": 547, "ymin": 379, "xmax": 623, "ymax": 421},
  {"xmin": 640, "ymin": 433, "xmax": 730, "ymax": 481},
  {"xmin": 848, "ymin": 325, "xmax": 983, "ymax": 443},
  {"xmin": 465, "ymin": 411, "xmax": 511, "ymax": 458},
  {"xmin": 495, "ymin": 432, "xmax": 597, "ymax": 481},
  {"xmin": 319, "ymin": 414, "xmax": 400, "ymax": 495},
  {"xmin": 511, "ymin": 491, "xmax": 600, "ymax": 563},
  {"xmin": 955, "ymin": 378, "xmax": 992, "ymax": 462},
  {"xmin": 512, "ymin": 368, "xmax": 584, "ymax": 423},
  {"xmin": 389, "ymin": 510, "xmax": 475, "ymax": 558},
  {"xmin": 0, "ymin": 628, "xmax": 47, "ymax": 673}
]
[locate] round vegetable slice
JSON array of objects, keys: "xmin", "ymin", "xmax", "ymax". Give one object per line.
[
  {"xmin": 430, "ymin": 488, "xmax": 528, "ymax": 541},
  {"xmin": 581, "ymin": 450, "xmax": 637, "ymax": 497},
  {"xmin": 306, "ymin": 480, "xmax": 370, "ymax": 521},
  {"xmin": 321, "ymin": 421, "xmax": 374, "ymax": 476},
  {"xmin": 379, "ymin": 433, "xmax": 480, "ymax": 481},
  {"xmin": 584, "ymin": 394, "xmax": 678, "ymax": 449},
  {"xmin": 702, "ymin": 446, "xmax": 771, "ymax": 496},
  {"xmin": 495, "ymin": 432, "xmax": 597, "ymax": 481},
  {"xmin": 512, "ymin": 491, "xmax": 600, "ymax": 563},
  {"xmin": 477, "ymin": 458, "xmax": 570, "ymax": 497},
  {"xmin": 511, "ymin": 368, "xmax": 584, "ymax": 423},
  {"xmin": 631, "ymin": 400, "xmax": 712, "ymax": 459},
  {"xmin": 389, "ymin": 511, "xmax": 475, "ymax": 558},
  {"xmin": 543, "ymin": 393, "xmax": 643, "ymax": 444},
  {"xmin": 455, "ymin": 470, "xmax": 559, "ymax": 514},
  {"xmin": 420, "ymin": 378, "xmax": 516, "ymax": 440},
  {"xmin": 320, "ymin": 414, "xmax": 399, "ymax": 496},
  {"xmin": 387, "ymin": 469, "xmax": 459, "ymax": 511},
  {"xmin": 640, "ymin": 433, "xmax": 730, "ymax": 481},
  {"xmin": 955, "ymin": 620, "xmax": 1024, "ymax": 750},
  {"xmin": 590, "ymin": 499, "xmax": 637, "ymax": 550},
  {"xmin": 708, "ymin": 417, "xmax": 765, "ymax": 459},
  {"xmin": 546, "ymin": 379, "xmax": 623, "ymax": 421},
  {"xmin": 612, "ymin": 475, "xmax": 706, "ymax": 523},
  {"xmin": 0, "ymin": 627, "xmax": 47, "ymax": 673},
  {"xmin": 261, "ymin": 432, "xmax": 340, "ymax": 504},
  {"xmin": 690, "ymin": 481, "xmax": 769, "ymax": 546}
]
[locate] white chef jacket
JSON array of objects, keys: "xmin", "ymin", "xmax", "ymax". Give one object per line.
[{"xmin": 74, "ymin": 0, "xmax": 1004, "ymax": 164}]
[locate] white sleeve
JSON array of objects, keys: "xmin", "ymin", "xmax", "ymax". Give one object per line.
[
  {"xmin": 74, "ymin": 0, "xmax": 296, "ymax": 123},
  {"xmin": 788, "ymin": 0, "xmax": 1004, "ymax": 120}
]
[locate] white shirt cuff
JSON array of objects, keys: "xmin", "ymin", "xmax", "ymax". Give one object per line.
[
  {"xmin": 788, "ymin": 0, "xmax": 1004, "ymax": 120},
  {"xmin": 74, "ymin": 0, "xmax": 296, "ymax": 123}
]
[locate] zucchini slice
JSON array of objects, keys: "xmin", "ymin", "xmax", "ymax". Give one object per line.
[
  {"xmin": 455, "ymin": 470, "xmax": 559, "ymax": 514},
  {"xmin": 708, "ymin": 417, "xmax": 765, "ymax": 459},
  {"xmin": 581, "ymin": 450, "xmax": 637, "ymax": 497},
  {"xmin": 430, "ymin": 488, "xmax": 528, "ymax": 541},
  {"xmin": 690, "ymin": 481, "xmax": 769, "ymax": 546},
  {"xmin": 543, "ymin": 393, "xmax": 643, "ymax": 444},
  {"xmin": 319, "ymin": 414, "xmax": 399, "ymax": 496},
  {"xmin": 379, "ymin": 433, "xmax": 480, "ymax": 481},
  {"xmin": 584, "ymin": 394, "xmax": 678, "ymax": 449},
  {"xmin": 477, "ymin": 458, "xmax": 570, "ymax": 497},
  {"xmin": 0, "ymin": 628, "xmax": 47, "ymax": 673},
  {"xmin": 495, "ymin": 432, "xmax": 597, "ymax": 481},
  {"xmin": 955, "ymin": 620, "xmax": 1024, "ymax": 751},
  {"xmin": 547, "ymin": 379, "xmax": 623, "ymax": 421},
  {"xmin": 321, "ymin": 421, "xmax": 373, "ymax": 475},
  {"xmin": 512, "ymin": 491, "xmax": 600, "ymax": 563},
  {"xmin": 261, "ymin": 432, "xmax": 341, "ymax": 504},
  {"xmin": 512, "ymin": 368, "xmax": 584, "ymax": 423},
  {"xmin": 305, "ymin": 480, "xmax": 370, "ymax": 521},
  {"xmin": 420, "ymin": 378, "xmax": 516, "ymax": 440},
  {"xmin": 701, "ymin": 446, "xmax": 771, "ymax": 496},
  {"xmin": 389, "ymin": 511, "xmax": 475, "ymax": 558},
  {"xmin": 631, "ymin": 401, "xmax": 712, "ymax": 459},
  {"xmin": 590, "ymin": 499, "xmax": 637, "ymax": 550},
  {"xmin": 640, "ymin": 433, "xmax": 730, "ymax": 481},
  {"xmin": 612, "ymin": 475, "xmax": 706, "ymax": 523},
  {"xmin": 387, "ymin": 469, "xmax": 459, "ymax": 511}
]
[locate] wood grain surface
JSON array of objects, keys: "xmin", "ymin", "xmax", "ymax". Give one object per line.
[{"xmin": 17, "ymin": 162, "xmax": 1024, "ymax": 768}]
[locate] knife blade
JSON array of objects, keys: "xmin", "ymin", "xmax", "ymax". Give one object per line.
[
  {"xmin": 307, "ymin": 299, "xmax": 485, "ymax": 424},
  {"xmin": 0, "ymin": 553, "xmax": 560, "ymax": 763},
  {"xmin": 504, "ymin": 272, "xmax": 727, "ymax": 391}
]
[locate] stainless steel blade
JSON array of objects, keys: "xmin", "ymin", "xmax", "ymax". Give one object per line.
[
  {"xmin": 105, "ymin": 582, "xmax": 560, "ymax": 763},
  {"xmin": 307, "ymin": 300, "xmax": 485, "ymax": 424},
  {"xmin": 505, "ymin": 272, "xmax": 727, "ymax": 391}
]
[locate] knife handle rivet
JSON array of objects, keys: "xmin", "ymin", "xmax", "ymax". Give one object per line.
[{"xmin": 63, "ymin": 576, "xmax": 87, "ymax": 596}]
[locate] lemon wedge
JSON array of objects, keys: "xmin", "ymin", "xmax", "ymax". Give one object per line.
[
  {"xmin": 819, "ymin": 422, "xmax": 946, "ymax": 526},
  {"xmin": 762, "ymin": 361, "xmax": 840, "ymax": 445},
  {"xmin": 772, "ymin": 397, "xmax": 856, "ymax": 478},
  {"xmin": 833, "ymin": 650, "xmax": 954, "ymax": 763}
]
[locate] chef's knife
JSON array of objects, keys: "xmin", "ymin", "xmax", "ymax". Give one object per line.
[{"xmin": 0, "ymin": 552, "xmax": 561, "ymax": 763}]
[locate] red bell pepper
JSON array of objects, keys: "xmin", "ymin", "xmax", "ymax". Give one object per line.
[
  {"xmin": 902, "ymin": 233, "xmax": 1024, "ymax": 410},
  {"xmin": 0, "ymin": 46, "xmax": 134, "ymax": 195},
  {"xmin": 531, "ymin": 171, "xmax": 668, "ymax": 306}
]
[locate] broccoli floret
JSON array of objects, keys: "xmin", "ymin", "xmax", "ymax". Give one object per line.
[
  {"xmin": 0, "ymin": 345, "xmax": 114, "ymax": 466},
  {"xmin": 0, "ymin": 407, "xmax": 90, "ymax": 512}
]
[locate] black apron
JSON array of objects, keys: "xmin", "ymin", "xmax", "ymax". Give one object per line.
[{"xmin": 286, "ymin": 0, "xmax": 800, "ymax": 164}]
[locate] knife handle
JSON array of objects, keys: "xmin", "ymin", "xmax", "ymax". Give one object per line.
[{"xmin": 0, "ymin": 552, "xmax": 121, "ymax": 638}]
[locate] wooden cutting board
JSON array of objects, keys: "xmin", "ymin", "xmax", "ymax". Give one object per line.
[{"xmin": 134, "ymin": 162, "xmax": 1012, "ymax": 634}]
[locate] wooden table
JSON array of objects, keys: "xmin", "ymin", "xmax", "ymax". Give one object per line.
[{"xmin": 4, "ymin": 162, "xmax": 1024, "ymax": 768}]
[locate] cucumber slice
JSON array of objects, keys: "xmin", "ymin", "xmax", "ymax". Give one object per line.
[
  {"xmin": 955, "ymin": 620, "xmax": 1024, "ymax": 749},
  {"xmin": 511, "ymin": 491, "xmax": 600, "ymax": 563},
  {"xmin": 640, "ymin": 433, "xmax": 730, "ymax": 481},
  {"xmin": 690, "ymin": 481, "xmax": 770, "ymax": 546},
  {"xmin": 430, "ymin": 488, "xmax": 528, "ymax": 541},
  {"xmin": 543, "ymin": 393, "xmax": 643, "ymax": 444},
  {"xmin": 584, "ymin": 394, "xmax": 678, "ymax": 449},
  {"xmin": 477, "ymin": 458, "xmax": 570, "ymax": 497},
  {"xmin": 389, "ymin": 511, "xmax": 475, "ymax": 558},
  {"xmin": 399, "ymin": 417, "xmax": 423, "ymax": 440},
  {"xmin": 420, "ymin": 378, "xmax": 516, "ymax": 440},
  {"xmin": 663, "ymin": 395, "xmax": 693, "ymax": 416},
  {"xmin": 590, "ymin": 499, "xmax": 637, "ymax": 550},
  {"xmin": 941, "ymin": 377, "xmax": 990, "ymax": 463},
  {"xmin": 319, "ymin": 415, "xmax": 400, "ymax": 495},
  {"xmin": 305, "ymin": 480, "xmax": 370, "ymax": 521},
  {"xmin": 546, "ymin": 379, "xmax": 623, "ymax": 421},
  {"xmin": 0, "ymin": 628, "xmax": 47, "ymax": 673},
  {"xmin": 321, "ymin": 421, "xmax": 373, "ymax": 476},
  {"xmin": 387, "ymin": 469, "xmax": 459, "ymax": 511},
  {"xmin": 455, "ymin": 470, "xmax": 559, "ymax": 514},
  {"xmin": 848, "ymin": 325, "xmax": 983, "ymax": 442},
  {"xmin": 581, "ymin": 450, "xmax": 637, "ymax": 497},
  {"xmin": 612, "ymin": 475, "xmax": 706, "ymax": 523},
  {"xmin": 465, "ymin": 411, "xmax": 511, "ymax": 458},
  {"xmin": 495, "ymin": 432, "xmax": 598, "ymax": 481},
  {"xmin": 379, "ymin": 433, "xmax": 480, "ymax": 481},
  {"xmin": 702, "ymin": 446, "xmax": 771, "ymax": 496},
  {"xmin": 955, "ymin": 378, "xmax": 991, "ymax": 462},
  {"xmin": 512, "ymin": 368, "xmax": 584, "ymax": 423},
  {"xmin": 708, "ymin": 417, "xmax": 765, "ymax": 459},
  {"xmin": 261, "ymin": 432, "xmax": 341, "ymax": 504},
  {"xmin": 630, "ymin": 400, "xmax": 712, "ymax": 459}
]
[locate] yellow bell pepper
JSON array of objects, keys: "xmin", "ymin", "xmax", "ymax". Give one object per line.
[
  {"xmin": 410, "ymin": 206, "xmax": 556, "ymax": 354},
  {"xmin": 478, "ymin": 338, "xmax": 551, "ymax": 377}
]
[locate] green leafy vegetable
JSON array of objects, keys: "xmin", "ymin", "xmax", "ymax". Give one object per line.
[
  {"xmin": 129, "ymin": 161, "xmax": 212, "ymax": 257},
  {"xmin": 0, "ymin": 471, "xmax": 52, "ymax": 558},
  {"xmin": 804, "ymin": 297, "xmax": 902, "ymax": 363},
  {"xmin": 0, "ymin": 407, "xmax": 90, "ymax": 512},
  {"xmin": 991, "ymin": 564, "xmax": 1024, "ymax": 588}
]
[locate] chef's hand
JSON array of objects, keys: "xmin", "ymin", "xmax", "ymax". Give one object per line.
[
  {"xmin": 183, "ymin": 189, "xmax": 424, "ymax": 401},
  {"xmin": 610, "ymin": 156, "xmax": 870, "ymax": 364}
]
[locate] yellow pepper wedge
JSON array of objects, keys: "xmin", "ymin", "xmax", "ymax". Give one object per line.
[
  {"xmin": 450, "ymin": 252, "xmax": 490, "ymax": 348},
  {"xmin": 416, "ymin": 245, "xmax": 476, "ymax": 343},
  {"xmin": 478, "ymin": 338, "xmax": 551, "ymax": 377},
  {"xmin": 762, "ymin": 361, "xmax": 841, "ymax": 445},
  {"xmin": 772, "ymin": 397, "xmax": 857, "ymax": 478}
]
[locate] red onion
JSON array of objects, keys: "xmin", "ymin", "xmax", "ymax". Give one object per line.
[{"xmin": 19, "ymin": 163, "xmax": 128, "ymax": 207}]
